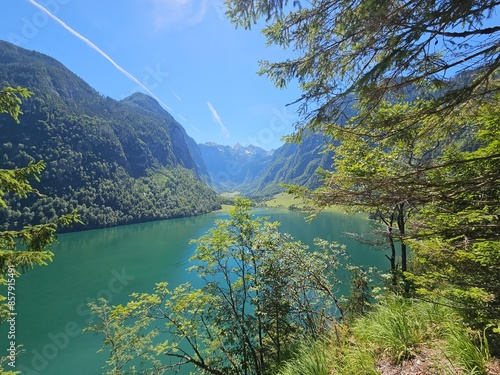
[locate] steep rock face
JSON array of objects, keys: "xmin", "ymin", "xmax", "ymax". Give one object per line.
[
  {"xmin": 120, "ymin": 92, "xmax": 210, "ymax": 181},
  {"xmin": 0, "ymin": 40, "xmax": 219, "ymax": 230},
  {"xmin": 245, "ymin": 134, "xmax": 334, "ymax": 197},
  {"xmin": 198, "ymin": 134, "xmax": 334, "ymax": 198},
  {"xmin": 198, "ymin": 142, "xmax": 273, "ymax": 192}
]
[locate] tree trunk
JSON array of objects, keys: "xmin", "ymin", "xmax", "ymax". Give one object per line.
[
  {"xmin": 396, "ymin": 203, "xmax": 410, "ymax": 294},
  {"xmin": 396, "ymin": 204, "xmax": 407, "ymax": 272},
  {"xmin": 386, "ymin": 234, "xmax": 397, "ymax": 286},
  {"xmin": 382, "ymin": 211, "xmax": 397, "ymax": 286}
]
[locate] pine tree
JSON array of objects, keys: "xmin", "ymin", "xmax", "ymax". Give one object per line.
[{"xmin": 0, "ymin": 86, "xmax": 79, "ymax": 374}]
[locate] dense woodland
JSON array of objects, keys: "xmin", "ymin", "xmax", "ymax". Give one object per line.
[
  {"xmin": 0, "ymin": 40, "xmax": 334, "ymax": 230},
  {"xmin": 0, "ymin": 41, "xmax": 220, "ymax": 231},
  {"xmin": 1, "ymin": 0, "xmax": 500, "ymax": 374}
]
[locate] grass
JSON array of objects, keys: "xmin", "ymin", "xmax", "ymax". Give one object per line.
[
  {"xmin": 445, "ymin": 325, "xmax": 491, "ymax": 374},
  {"xmin": 261, "ymin": 192, "xmax": 353, "ymax": 214},
  {"xmin": 353, "ymin": 296, "xmax": 492, "ymax": 373},
  {"xmin": 275, "ymin": 331, "xmax": 379, "ymax": 375},
  {"xmin": 218, "ymin": 192, "xmax": 362, "ymax": 216},
  {"xmin": 275, "ymin": 296, "xmax": 493, "ymax": 375},
  {"xmin": 219, "ymin": 191, "xmax": 241, "ymax": 198},
  {"xmin": 352, "ymin": 297, "xmax": 441, "ymax": 362},
  {"xmin": 263, "ymin": 192, "xmax": 305, "ymax": 208},
  {"xmin": 219, "ymin": 204, "xmax": 234, "ymax": 212},
  {"xmin": 275, "ymin": 340, "xmax": 330, "ymax": 375},
  {"xmin": 216, "ymin": 192, "xmax": 301, "ymax": 212}
]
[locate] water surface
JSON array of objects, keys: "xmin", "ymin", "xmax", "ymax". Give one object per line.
[{"xmin": 3, "ymin": 208, "xmax": 387, "ymax": 374}]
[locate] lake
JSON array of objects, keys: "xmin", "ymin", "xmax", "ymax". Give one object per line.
[{"xmin": 2, "ymin": 208, "xmax": 388, "ymax": 375}]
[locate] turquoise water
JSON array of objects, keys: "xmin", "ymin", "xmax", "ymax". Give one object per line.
[{"xmin": 2, "ymin": 208, "xmax": 387, "ymax": 374}]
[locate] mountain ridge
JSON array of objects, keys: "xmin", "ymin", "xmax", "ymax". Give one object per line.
[
  {"xmin": 198, "ymin": 134, "xmax": 333, "ymax": 197},
  {"xmin": 0, "ymin": 40, "xmax": 220, "ymax": 230},
  {"xmin": 0, "ymin": 39, "xmax": 333, "ymax": 231}
]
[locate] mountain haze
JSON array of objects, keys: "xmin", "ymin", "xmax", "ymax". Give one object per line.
[
  {"xmin": 200, "ymin": 134, "xmax": 333, "ymax": 198},
  {"xmin": 246, "ymin": 133, "xmax": 334, "ymax": 197},
  {"xmin": 198, "ymin": 142, "xmax": 273, "ymax": 192}
]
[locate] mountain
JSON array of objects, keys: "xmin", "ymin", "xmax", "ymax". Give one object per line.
[
  {"xmin": 198, "ymin": 142, "xmax": 273, "ymax": 192},
  {"xmin": 0, "ymin": 40, "xmax": 220, "ymax": 231},
  {"xmin": 120, "ymin": 92, "xmax": 211, "ymax": 181},
  {"xmin": 244, "ymin": 133, "xmax": 334, "ymax": 197},
  {"xmin": 199, "ymin": 134, "xmax": 334, "ymax": 198}
]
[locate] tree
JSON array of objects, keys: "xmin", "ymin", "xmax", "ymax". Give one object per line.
[
  {"xmin": 0, "ymin": 86, "xmax": 79, "ymax": 374},
  {"xmin": 86, "ymin": 198, "xmax": 347, "ymax": 375},
  {"xmin": 405, "ymin": 97, "xmax": 500, "ymax": 327},
  {"xmin": 226, "ymin": 0, "xmax": 500, "ymax": 141},
  {"xmin": 300, "ymin": 95, "xmax": 499, "ymax": 303},
  {"xmin": 0, "ymin": 87, "xmax": 32, "ymax": 124},
  {"xmin": 225, "ymin": 0, "xmax": 500, "ymax": 317},
  {"xmin": 287, "ymin": 114, "xmax": 417, "ymax": 278}
]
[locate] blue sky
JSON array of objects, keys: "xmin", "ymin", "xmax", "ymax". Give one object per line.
[{"xmin": 0, "ymin": 0, "xmax": 302, "ymax": 150}]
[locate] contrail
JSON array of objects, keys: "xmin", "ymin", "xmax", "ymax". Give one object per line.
[
  {"xmin": 207, "ymin": 101, "xmax": 229, "ymax": 138},
  {"xmin": 27, "ymin": 0, "xmax": 172, "ymax": 111},
  {"xmin": 172, "ymin": 91, "xmax": 182, "ymax": 102}
]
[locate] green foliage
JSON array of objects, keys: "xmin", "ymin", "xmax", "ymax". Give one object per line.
[
  {"xmin": 0, "ymin": 41, "xmax": 220, "ymax": 231},
  {"xmin": 226, "ymin": 0, "xmax": 500, "ymax": 141},
  {"xmin": 404, "ymin": 97, "xmax": 500, "ymax": 328},
  {"xmin": 324, "ymin": 338, "xmax": 379, "ymax": 375},
  {"xmin": 342, "ymin": 266, "xmax": 372, "ymax": 320},
  {"xmin": 353, "ymin": 297, "xmax": 434, "ymax": 362},
  {"xmin": 0, "ymin": 86, "xmax": 32, "ymax": 123},
  {"xmin": 445, "ymin": 325, "xmax": 491, "ymax": 375},
  {"xmin": 284, "ymin": 331, "xmax": 379, "ymax": 375},
  {"xmin": 279, "ymin": 297, "xmax": 494, "ymax": 374},
  {"xmin": 353, "ymin": 296, "xmax": 491, "ymax": 372},
  {"xmin": 277, "ymin": 297, "xmax": 497, "ymax": 374},
  {"xmin": 226, "ymin": 0, "xmax": 500, "ymax": 329},
  {"xmin": 282, "ymin": 93, "xmax": 500, "ymax": 332},
  {"xmin": 86, "ymin": 198, "xmax": 347, "ymax": 374},
  {"xmin": 275, "ymin": 339, "xmax": 331, "ymax": 375},
  {"xmin": 0, "ymin": 161, "xmax": 44, "ymax": 209},
  {"xmin": 0, "ymin": 85, "xmax": 79, "ymax": 374}
]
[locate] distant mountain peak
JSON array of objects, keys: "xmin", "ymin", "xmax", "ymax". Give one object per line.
[
  {"xmin": 125, "ymin": 92, "xmax": 156, "ymax": 102},
  {"xmin": 120, "ymin": 92, "xmax": 166, "ymax": 115}
]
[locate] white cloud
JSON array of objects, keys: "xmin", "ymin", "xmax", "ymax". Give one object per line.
[
  {"xmin": 148, "ymin": 0, "xmax": 208, "ymax": 30},
  {"xmin": 207, "ymin": 102, "xmax": 229, "ymax": 138}
]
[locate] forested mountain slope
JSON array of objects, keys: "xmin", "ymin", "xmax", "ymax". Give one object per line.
[
  {"xmin": 245, "ymin": 133, "xmax": 334, "ymax": 197},
  {"xmin": 0, "ymin": 40, "xmax": 220, "ymax": 230},
  {"xmin": 200, "ymin": 133, "xmax": 334, "ymax": 197},
  {"xmin": 198, "ymin": 142, "xmax": 273, "ymax": 192}
]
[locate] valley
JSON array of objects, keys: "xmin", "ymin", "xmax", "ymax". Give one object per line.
[
  {"xmin": 2, "ymin": 1, "xmax": 499, "ymax": 370},
  {"xmin": 0, "ymin": 40, "xmax": 334, "ymax": 232}
]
